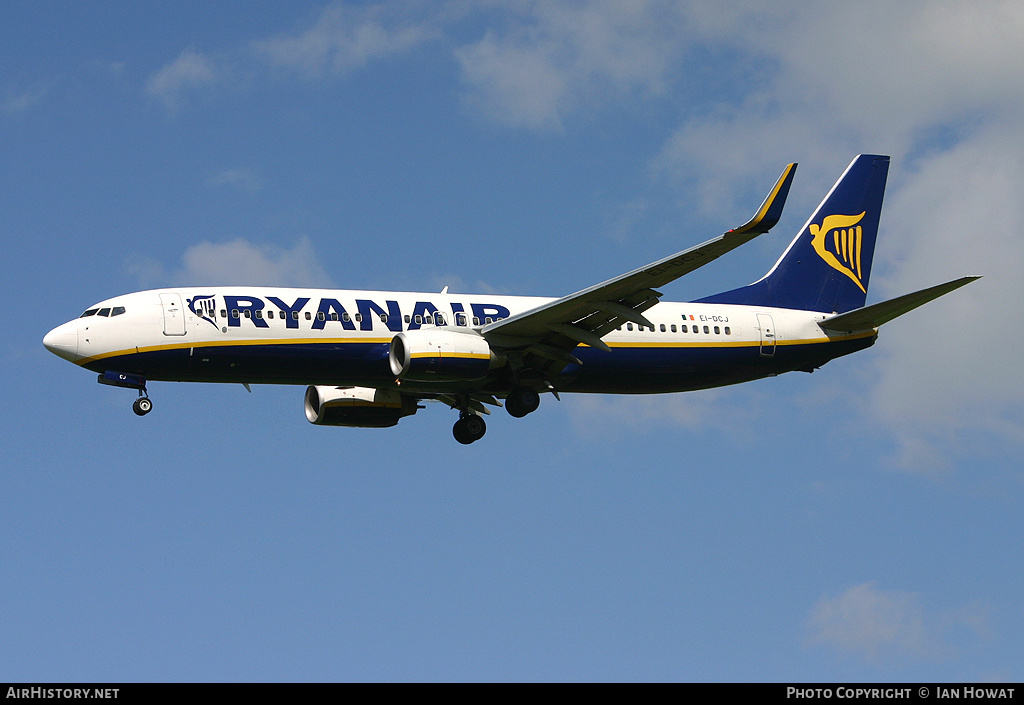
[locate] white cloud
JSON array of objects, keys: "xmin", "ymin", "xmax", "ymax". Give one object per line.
[
  {"xmin": 126, "ymin": 237, "xmax": 334, "ymax": 288},
  {"xmin": 633, "ymin": 1, "xmax": 1024, "ymax": 470},
  {"xmin": 771, "ymin": 2, "xmax": 1024, "ymax": 144},
  {"xmin": 806, "ymin": 582, "xmax": 948, "ymax": 661},
  {"xmin": 146, "ymin": 48, "xmax": 227, "ymax": 110},
  {"xmin": 3, "ymin": 87, "xmax": 46, "ymax": 115},
  {"xmin": 454, "ymin": 1, "xmax": 686, "ymax": 130},
  {"xmin": 567, "ymin": 387, "xmax": 766, "ymax": 441},
  {"xmin": 651, "ymin": 1, "xmax": 1024, "ymax": 205},
  {"xmin": 206, "ymin": 167, "xmax": 263, "ymax": 194},
  {"xmin": 455, "ymin": 29, "xmax": 572, "ymax": 131},
  {"xmin": 866, "ymin": 134, "xmax": 1024, "ymax": 472},
  {"xmin": 254, "ymin": 4, "xmax": 439, "ymax": 79}
]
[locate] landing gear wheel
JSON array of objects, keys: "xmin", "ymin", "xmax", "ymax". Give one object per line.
[
  {"xmin": 453, "ymin": 414, "xmax": 486, "ymax": 444},
  {"xmin": 505, "ymin": 386, "xmax": 540, "ymax": 418},
  {"xmin": 133, "ymin": 397, "xmax": 153, "ymax": 416}
]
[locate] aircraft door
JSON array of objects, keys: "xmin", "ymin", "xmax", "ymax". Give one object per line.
[
  {"xmin": 756, "ymin": 313, "xmax": 775, "ymax": 357},
  {"xmin": 160, "ymin": 293, "xmax": 187, "ymax": 336}
]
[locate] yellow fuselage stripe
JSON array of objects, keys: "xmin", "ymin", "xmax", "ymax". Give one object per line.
[{"xmin": 76, "ymin": 329, "xmax": 875, "ymax": 366}]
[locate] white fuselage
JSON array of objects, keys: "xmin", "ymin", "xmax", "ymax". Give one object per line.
[{"xmin": 44, "ymin": 287, "xmax": 875, "ymax": 395}]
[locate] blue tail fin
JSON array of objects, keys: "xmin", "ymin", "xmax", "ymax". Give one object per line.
[{"xmin": 697, "ymin": 154, "xmax": 890, "ymax": 313}]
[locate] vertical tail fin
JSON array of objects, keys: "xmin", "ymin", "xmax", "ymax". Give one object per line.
[{"xmin": 697, "ymin": 154, "xmax": 890, "ymax": 313}]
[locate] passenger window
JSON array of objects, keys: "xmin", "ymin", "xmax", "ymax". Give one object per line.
[
  {"xmin": 472, "ymin": 317, "xmax": 480, "ymax": 326},
  {"xmin": 703, "ymin": 326, "xmax": 709, "ymax": 334},
  {"xmin": 485, "ymin": 317, "xmax": 493, "ymax": 324},
  {"xmin": 681, "ymin": 325, "xmax": 687, "ymax": 333},
  {"xmin": 98, "ymin": 308, "xmax": 111, "ymax": 317},
  {"xmin": 221, "ymin": 310, "xmax": 227, "ymax": 318},
  {"xmin": 331, "ymin": 313, "xmax": 339, "ymax": 321},
  {"xmin": 341, "ymin": 312, "xmax": 349, "ymax": 322},
  {"xmin": 660, "ymin": 324, "xmax": 666, "ymax": 332},
  {"xmin": 305, "ymin": 312, "xmax": 311, "ymax": 320},
  {"xmin": 380, "ymin": 314, "xmax": 388, "ymax": 323},
  {"xmin": 436, "ymin": 314, "xmax": 446, "ymax": 326},
  {"xmin": 244, "ymin": 310, "xmax": 252, "ymax": 318},
  {"xmin": 714, "ymin": 326, "xmax": 720, "ymax": 334},
  {"xmin": 626, "ymin": 323, "xmax": 633, "ymax": 331},
  {"xmin": 255, "ymin": 310, "xmax": 263, "ymax": 319},
  {"xmin": 354, "ymin": 313, "xmax": 362, "ymax": 323},
  {"xmin": 231, "ymin": 309, "xmax": 239, "ymax": 319},
  {"xmin": 724, "ymin": 326, "xmax": 731, "ymax": 335},
  {"xmin": 671, "ymin": 324, "xmax": 676, "ymax": 332},
  {"xmin": 267, "ymin": 310, "xmax": 274, "ymax": 319},
  {"xmin": 414, "ymin": 315, "xmax": 422, "ymax": 324},
  {"xmin": 456, "ymin": 314, "xmax": 466, "ymax": 326},
  {"xmin": 404, "ymin": 315, "xmax": 411, "ymax": 323},
  {"xmin": 317, "ymin": 312, "xmax": 326, "ymax": 321}
]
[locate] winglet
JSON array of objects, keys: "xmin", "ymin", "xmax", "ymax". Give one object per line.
[{"xmin": 727, "ymin": 163, "xmax": 797, "ymax": 235}]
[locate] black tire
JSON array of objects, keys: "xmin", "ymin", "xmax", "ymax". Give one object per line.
[
  {"xmin": 464, "ymin": 414, "xmax": 486, "ymax": 440},
  {"xmin": 453, "ymin": 415, "xmax": 486, "ymax": 444},
  {"xmin": 133, "ymin": 397, "xmax": 152, "ymax": 416},
  {"xmin": 505, "ymin": 394, "xmax": 525, "ymax": 418},
  {"xmin": 506, "ymin": 386, "xmax": 540, "ymax": 418}
]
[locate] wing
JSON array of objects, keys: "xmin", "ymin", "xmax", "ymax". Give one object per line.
[{"xmin": 480, "ymin": 163, "xmax": 797, "ymax": 376}]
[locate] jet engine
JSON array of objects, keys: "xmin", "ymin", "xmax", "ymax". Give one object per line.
[
  {"xmin": 304, "ymin": 386, "xmax": 418, "ymax": 428},
  {"xmin": 388, "ymin": 329, "xmax": 504, "ymax": 382}
]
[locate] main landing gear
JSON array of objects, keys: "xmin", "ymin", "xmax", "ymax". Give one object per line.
[
  {"xmin": 504, "ymin": 385, "xmax": 540, "ymax": 418},
  {"xmin": 453, "ymin": 412, "xmax": 486, "ymax": 445}
]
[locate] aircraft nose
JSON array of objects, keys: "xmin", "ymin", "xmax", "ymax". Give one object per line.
[{"xmin": 43, "ymin": 321, "xmax": 79, "ymax": 362}]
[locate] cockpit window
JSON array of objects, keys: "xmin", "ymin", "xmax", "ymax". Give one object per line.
[
  {"xmin": 111, "ymin": 306, "xmax": 126, "ymax": 316},
  {"xmin": 80, "ymin": 309, "xmax": 99, "ymax": 318},
  {"xmin": 97, "ymin": 308, "xmax": 111, "ymax": 317}
]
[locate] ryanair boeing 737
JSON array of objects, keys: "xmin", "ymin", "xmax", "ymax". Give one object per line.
[{"xmin": 44, "ymin": 155, "xmax": 977, "ymax": 444}]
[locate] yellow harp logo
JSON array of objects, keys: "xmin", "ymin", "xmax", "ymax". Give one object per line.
[{"xmin": 809, "ymin": 212, "xmax": 867, "ymax": 293}]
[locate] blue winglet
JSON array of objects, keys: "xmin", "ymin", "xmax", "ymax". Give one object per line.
[{"xmin": 728, "ymin": 163, "xmax": 797, "ymax": 235}]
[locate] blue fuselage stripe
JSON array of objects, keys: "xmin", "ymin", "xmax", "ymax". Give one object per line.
[{"xmin": 82, "ymin": 335, "xmax": 875, "ymax": 393}]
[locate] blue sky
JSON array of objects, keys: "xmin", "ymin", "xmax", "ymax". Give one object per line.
[{"xmin": 2, "ymin": 1, "xmax": 1022, "ymax": 682}]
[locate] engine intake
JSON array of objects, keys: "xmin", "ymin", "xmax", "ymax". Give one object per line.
[
  {"xmin": 389, "ymin": 329, "xmax": 503, "ymax": 382},
  {"xmin": 304, "ymin": 386, "xmax": 418, "ymax": 428}
]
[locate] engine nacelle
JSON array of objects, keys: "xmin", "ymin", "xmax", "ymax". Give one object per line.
[
  {"xmin": 304, "ymin": 386, "xmax": 418, "ymax": 428},
  {"xmin": 389, "ymin": 329, "xmax": 504, "ymax": 382}
]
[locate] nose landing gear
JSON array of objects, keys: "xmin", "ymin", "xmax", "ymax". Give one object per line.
[
  {"xmin": 132, "ymin": 393, "xmax": 153, "ymax": 416},
  {"xmin": 98, "ymin": 370, "xmax": 152, "ymax": 417}
]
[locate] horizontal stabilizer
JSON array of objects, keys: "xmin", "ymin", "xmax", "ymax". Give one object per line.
[{"xmin": 819, "ymin": 276, "xmax": 980, "ymax": 332}]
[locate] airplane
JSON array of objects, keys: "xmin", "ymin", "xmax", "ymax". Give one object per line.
[{"xmin": 43, "ymin": 154, "xmax": 978, "ymax": 444}]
